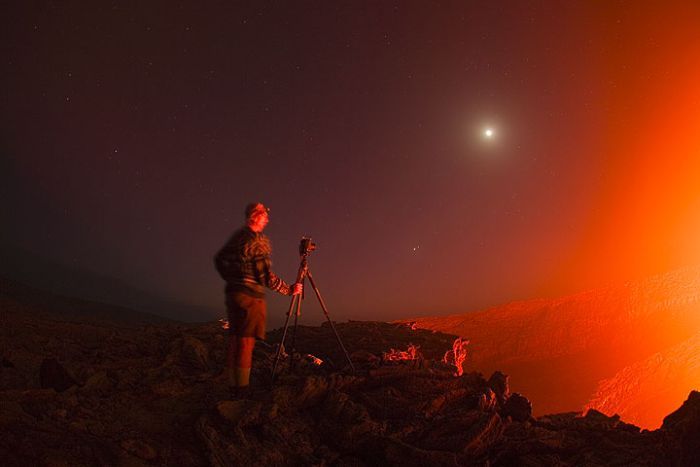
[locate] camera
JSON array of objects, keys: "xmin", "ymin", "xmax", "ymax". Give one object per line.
[{"xmin": 299, "ymin": 236, "xmax": 317, "ymax": 256}]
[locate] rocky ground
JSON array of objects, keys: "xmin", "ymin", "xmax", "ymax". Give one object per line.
[{"xmin": 1, "ymin": 282, "xmax": 699, "ymax": 466}]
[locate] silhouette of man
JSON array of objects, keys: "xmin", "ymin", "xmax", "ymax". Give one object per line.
[{"xmin": 215, "ymin": 202, "xmax": 302, "ymax": 396}]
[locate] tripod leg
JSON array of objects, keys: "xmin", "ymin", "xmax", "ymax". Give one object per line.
[
  {"xmin": 289, "ymin": 294, "xmax": 302, "ymax": 370},
  {"xmin": 305, "ymin": 271, "xmax": 356, "ymax": 373},
  {"xmin": 271, "ymin": 258, "xmax": 309, "ymax": 385},
  {"xmin": 271, "ymin": 293, "xmax": 299, "ymax": 383}
]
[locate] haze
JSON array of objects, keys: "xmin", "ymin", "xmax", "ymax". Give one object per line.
[{"xmin": 3, "ymin": 2, "xmax": 700, "ymax": 327}]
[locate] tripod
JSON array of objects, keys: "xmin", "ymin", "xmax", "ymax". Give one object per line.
[{"xmin": 271, "ymin": 238, "xmax": 355, "ymax": 382}]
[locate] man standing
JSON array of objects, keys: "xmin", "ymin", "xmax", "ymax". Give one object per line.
[{"xmin": 215, "ymin": 202, "xmax": 302, "ymax": 396}]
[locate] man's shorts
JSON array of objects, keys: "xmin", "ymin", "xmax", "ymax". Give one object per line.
[{"xmin": 226, "ymin": 291, "xmax": 267, "ymax": 340}]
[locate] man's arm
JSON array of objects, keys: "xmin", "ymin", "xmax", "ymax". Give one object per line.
[{"xmin": 253, "ymin": 256, "xmax": 292, "ymax": 295}]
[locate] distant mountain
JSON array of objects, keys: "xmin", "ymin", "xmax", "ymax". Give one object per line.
[
  {"xmin": 400, "ymin": 266, "xmax": 700, "ymax": 418},
  {"xmin": 0, "ymin": 244, "xmax": 216, "ymax": 322},
  {"xmin": 586, "ymin": 331, "xmax": 700, "ymax": 429},
  {"xmin": 1, "ymin": 276, "xmax": 173, "ymax": 325}
]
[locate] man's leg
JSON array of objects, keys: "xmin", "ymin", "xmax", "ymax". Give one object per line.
[{"xmin": 235, "ymin": 337, "xmax": 256, "ymax": 389}]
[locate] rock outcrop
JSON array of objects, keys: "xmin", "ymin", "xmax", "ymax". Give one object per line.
[
  {"xmin": 400, "ymin": 266, "xmax": 700, "ymax": 420},
  {"xmin": 660, "ymin": 391, "xmax": 700, "ymax": 466},
  {"xmin": 585, "ymin": 331, "xmax": 700, "ymax": 429}
]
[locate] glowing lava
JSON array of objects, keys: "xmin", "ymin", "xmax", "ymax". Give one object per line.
[
  {"xmin": 304, "ymin": 354, "xmax": 324, "ymax": 366},
  {"xmin": 443, "ymin": 337, "xmax": 470, "ymax": 376},
  {"xmin": 383, "ymin": 344, "xmax": 421, "ymax": 361}
]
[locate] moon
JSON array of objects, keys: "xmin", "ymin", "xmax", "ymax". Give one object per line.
[{"xmin": 483, "ymin": 128, "xmax": 495, "ymax": 139}]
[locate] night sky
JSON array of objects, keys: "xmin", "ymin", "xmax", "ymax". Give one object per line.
[{"xmin": 3, "ymin": 2, "xmax": 700, "ymax": 326}]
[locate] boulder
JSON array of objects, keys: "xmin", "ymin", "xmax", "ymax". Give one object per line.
[
  {"xmin": 502, "ymin": 393, "xmax": 532, "ymax": 422},
  {"xmin": 487, "ymin": 371, "xmax": 510, "ymax": 406}
]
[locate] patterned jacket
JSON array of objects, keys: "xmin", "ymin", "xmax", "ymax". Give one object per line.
[{"xmin": 215, "ymin": 226, "xmax": 291, "ymax": 298}]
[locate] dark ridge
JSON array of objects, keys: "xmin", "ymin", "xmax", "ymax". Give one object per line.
[
  {"xmin": 1, "ymin": 276, "xmax": 176, "ymax": 325},
  {"xmin": 0, "ymin": 244, "xmax": 217, "ymax": 322}
]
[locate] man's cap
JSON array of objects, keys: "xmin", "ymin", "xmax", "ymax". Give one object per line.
[{"xmin": 245, "ymin": 202, "xmax": 269, "ymax": 219}]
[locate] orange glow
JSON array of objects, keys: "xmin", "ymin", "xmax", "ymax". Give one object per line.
[
  {"xmin": 568, "ymin": 4, "xmax": 700, "ymax": 286},
  {"xmin": 566, "ymin": 5, "xmax": 700, "ymax": 429},
  {"xmin": 443, "ymin": 337, "xmax": 469, "ymax": 376},
  {"xmin": 584, "ymin": 332, "xmax": 700, "ymax": 429},
  {"xmin": 304, "ymin": 354, "xmax": 324, "ymax": 366},
  {"xmin": 383, "ymin": 344, "xmax": 421, "ymax": 362},
  {"xmin": 219, "ymin": 318, "xmax": 229, "ymax": 330}
]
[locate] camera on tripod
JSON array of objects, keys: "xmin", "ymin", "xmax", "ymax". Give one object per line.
[
  {"xmin": 272, "ymin": 234, "xmax": 355, "ymax": 382},
  {"xmin": 299, "ymin": 236, "xmax": 316, "ymax": 256}
]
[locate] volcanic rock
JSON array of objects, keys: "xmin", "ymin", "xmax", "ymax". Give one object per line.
[
  {"xmin": 216, "ymin": 399, "xmax": 263, "ymax": 426},
  {"xmin": 3, "ymin": 279, "xmax": 700, "ymax": 466},
  {"xmin": 39, "ymin": 358, "xmax": 77, "ymax": 392},
  {"xmin": 478, "ymin": 388, "xmax": 498, "ymax": 412},
  {"xmin": 418, "ymin": 409, "xmax": 504, "ymax": 456},
  {"xmin": 350, "ymin": 349, "xmax": 381, "ymax": 370},
  {"xmin": 502, "ymin": 393, "xmax": 532, "ymax": 422},
  {"xmin": 316, "ymin": 389, "xmax": 385, "ymax": 451},
  {"xmin": 487, "ymin": 370, "xmax": 510, "ymax": 406},
  {"xmin": 0, "ymin": 359, "xmax": 27, "ymax": 390},
  {"xmin": 120, "ymin": 438, "xmax": 158, "ymax": 461},
  {"xmin": 81, "ymin": 370, "xmax": 115, "ymax": 394},
  {"xmin": 163, "ymin": 335, "xmax": 210, "ymax": 371},
  {"xmin": 660, "ymin": 390, "xmax": 700, "ymax": 466},
  {"xmin": 362, "ymin": 436, "xmax": 460, "ymax": 466}
]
